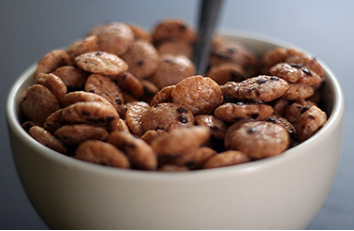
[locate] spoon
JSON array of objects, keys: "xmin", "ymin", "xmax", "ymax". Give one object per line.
[{"xmin": 193, "ymin": 0, "xmax": 224, "ymax": 76}]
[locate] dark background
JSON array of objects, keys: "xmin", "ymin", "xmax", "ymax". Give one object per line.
[{"xmin": 1, "ymin": 0, "xmax": 353, "ymax": 229}]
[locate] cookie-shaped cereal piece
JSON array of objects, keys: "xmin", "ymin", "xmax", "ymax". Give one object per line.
[
  {"xmin": 69, "ymin": 35, "xmax": 99, "ymax": 59},
  {"xmin": 214, "ymin": 102, "xmax": 274, "ymax": 122},
  {"xmin": 271, "ymin": 99, "xmax": 290, "ymax": 116},
  {"xmin": 262, "ymin": 47, "xmax": 290, "ymax": 73},
  {"xmin": 89, "ymin": 22, "xmax": 134, "ymax": 56},
  {"xmin": 121, "ymin": 40, "xmax": 160, "ymax": 78},
  {"xmin": 282, "ymin": 83, "xmax": 314, "ymax": 100},
  {"xmin": 108, "ymin": 131, "xmax": 158, "ymax": 170},
  {"xmin": 141, "ymin": 103, "xmax": 194, "ymax": 132},
  {"xmin": 157, "ymin": 40, "xmax": 193, "ymax": 59},
  {"xmin": 203, "ymin": 150, "xmax": 251, "ymax": 169},
  {"xmin": 111, "ymin": 118, "xmax": 130, "ymax": 133},
  {"xmin": 171, "ymin": 75, "xmax": 223, "ymax": 115},
  {"xmin": 34, "ymin": 50, "xmax": 72, "ymax": 78},
  {"xmin": 150, "ymin": 85, "xmax": 175, "ymax": 106},
  {"xmin": 54, "ymin": 124, "xmax": 109, "ymax": 146},
  {"xmin": 285, "ymin": 52, "xmax": 324, "ymax": 77},
  {"xmin": 64, "ymin": 91, "xmax": 113, "ymax": 108},
  {"xmin": 220, "ymin": 81, "xmax": 239, "ymax": 101},
  {"xmin": 297, "ymin": 106, "xmax": 327, "ymax": 142},
  {"xmin": 21, "ymin": 121, "xmax": 40, "ymax": 132},
  {"xmin": 75, "ymin": 51, "xmax": 128, "ymax": 76},
  {"xmin": 265, "ymin": 114, "xmax": 297, "ymax": 142},
  {"xmin": 52, "ymin": 66, "xmax": 88, "ymax": 91},
  {"xmin": 85, "ymin": 74, "xmax": 125, "ymax": 114},
  {"xmin": 126, "ymin": 103, "xmax": 150, "ymax": 137},
  {"xmin": 173, "ymin": 147, "xmax": 217, "ymax": 170},
  {"xmin": 236, "ymin": 75, "xmax": 289, "ymax": 102},
  {"xmin": 21, "ymin": 84, "xmax": 60, "ymax": 124},
  {"xmin": 225, "ymin": 121, "xmax": 289, "ymax": 159},
  {"xmin": 76, "ymin": 140, "xmax": 130, "ymax": 169},
  {"xmin": 61, "ymin": 101, "xmax": 119, "ymax": 130},
  {"xmin": 207, "ymin": 63, "xmax": 246, "ymax": 85},
  {"xmin": 140, "ymin": 129, "xmax": 168, "ymax": 145},
  {"xmin": 209, "ymin": 40, "xmax": 259, "ymax": 74},
  {"xmin": 29, "ymin": 126, "xmax": 67, "ymax": 154},
  {"xmin": 140, "ymin": 80, "xmax": 160, "ymax": 103},
  {"xmin": 147, "ymin": 54, "xmax": 196, "ymax": 89},
  {"xmin": 43, "ymin": 109, "xmax": 64, "ymax": 133},
  {"xmin": 110, "ymin": 71, "xmax": 144, "ymax": 99},
  {"xmin": 35, "ymin": 73, "xmax": 67, "ymax": 106},
  {"xmin": 151, "ymin": 126, "xmax": 211, "ymax": 155},
  {"xmin": 269, "ymin": 62, "xmax": 322, "ymax": 85},
  {"xmin": 195, "ymin": 115, "xmax": 227, "ymax": 140},
  {"xmin": 127, "ymin": 23, "xmax": 152, "ymax": 42},
  {"xmin": 152, "ymin": 19, "xmax": 196, "ymax": 45}
]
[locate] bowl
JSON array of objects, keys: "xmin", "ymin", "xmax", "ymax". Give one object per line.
[{"xmin": 6, "ymin": 30, "xmax": 344, "ymax": 229}]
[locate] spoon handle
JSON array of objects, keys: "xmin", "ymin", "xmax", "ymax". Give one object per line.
[{"xmin": 193, "ymin": 0, "xmax": 224, "ymax": 76}]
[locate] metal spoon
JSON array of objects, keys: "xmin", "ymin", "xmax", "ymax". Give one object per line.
[{"xmin": 193, "ymin": 0, "xmax": 224, "ymax": 76}]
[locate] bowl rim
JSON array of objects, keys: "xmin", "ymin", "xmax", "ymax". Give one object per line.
[{"xmin": 6, "ymin": 30, "xmax": 345, "ymax": 180}]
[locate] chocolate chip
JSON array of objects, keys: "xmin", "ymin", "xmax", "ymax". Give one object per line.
[
  {"xmin": 267, "ymin": 117, "xmax": 277, "ymax": 123},
  {"xmin": 227, "ymin": 48, "xmax": 236, "ymax": 53},
  {"xmin": 301, "ymin": 106, "xmax": 309, "ymax": 113},
  {"xmin": 289, "ymin": 63, "xmax": 303, "ymax": 68},
  {"xmin": 302, "ymin": 68, "xmax": 313, "ymax": 76},
  {"xmin": 88, "ymin": 89, "xmax": 95, "ymax": 93},
  {"xmin": 251, "ymin": 113, "xmax": 259, "ymax": 119},
  {"xmin": 178, "ymin": 115, "xmax": 188, "ymax": 123},
  {"xmin": 137, "ymin": 60, "xmax": 144, "ymax": 66},
  {"xmin": 270, "ymin": 76, "xmax": 279, "ymax": 81},
  {"xmin": 308, "ymin": 115, "xmax": 315, "ymax": 119},
  {"xmin": 247, "ymin": 127, "xmax": 257, "ymax": 134},
  {"xmin": 115, "ymin": 96, "xmax": 122, "ymax": 105},
  {"xmin": 179, "ymin": 23, "xmax": 187, "ymax": 31},
  {"xmin": 210, "ymin": 126, "xmax": 219, "ymax": 132},
  {"xmin": 95, "ymin": 51, "xmax": 102, "ymax": 55},
  {"xmin": 82, "ymin": 110, "xmax": 91, "ymax": 116},
  {"xmin": 257, "ymin": 78, "xmax": 268, "ymax": 84},
  {"xmin": 177, "ymin": 107, "xmax": 188, "ymax": 114}
]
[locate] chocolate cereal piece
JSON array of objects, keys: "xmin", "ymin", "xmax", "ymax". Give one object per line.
[
  {"xmin": 88, "ymin": 22, "xmax": 134, "ymax": 56},
  {"xmin": 171, "ymin": 75, "xmax": 223, "ymax": 115},
  {"xmin": 76, "ymin": 140, "xmax": 130, "ymax": 169},
  {"xmin": 151, "ymin": 126, "xmax": 211, "ymax": 155},
  {"xmin": 33, "ymin": 50, "xmax": 72, "ymax": 78},
  {"xmin": 35, "ymin": 73, "xmax": 67, "ymax": 106},
  {"xmin": 225, "ymin": 121, "xmax": 289, "ymax": 159},
  {"xmin": 54, "ymin": 124, "xmax": 109, "ymax": 146},
  {"xmin": 152, "ymin": 19, "xmax": 197, "ymax": 45},
  {"xmin": 150, "ymin": 85, "xmax": 175, "ymax": 106},
  {"xmin": 140, "ymin": 129, "xmax": 168, "ymax": 145},
  {"xmin": 126, "ymin": 103, "xmax": 150, "ymax": 137},
  {"xmin": 127, "ymin": 23, "xmax": 152, "ymax": 42},
  {"xmin": 147, "ymin": 54, "xmax": 196, "ymax": 89},
  {"xmin": 207, "ymin": 63, "xmax": 246, "ymax": 85},
  {"xmin": 194, "ymin": 115, "xmax": 228, "ymax": 140},
  {"xmin": 265, "ymin": 114, "xmax": 297, "ymax": 142},
  {"xmin": 110, "ymin": 71, "xmax": 144, "ymax": 99},
  {"xmin": 141, "ymin": 102, "xmax": 195, "ymax": 132},
  {"xmin": 85, "ymin": 74, "xmax": 125, "ymax": 115},
  {"xmin": 203, "ymin": 150, "xmax": 251, "ymax": 169},
  {"xmin": 21, "ymin": 84, "xmax": 60, "ymax": 124},
  {"xmin": 173, "ymin": 146, "xmax": 217, "ymax": 170},
  {"xmin": 75, "ymin": 51, "xmax": 128, "ymax": 76},
  {"xmin": 108, "ymin": 131, "xmax": 158, "ymax": 170},
  {"xmin": 282, "ymin": 83, "xmax": 314, "ymax": 100},
  {"xmin": 29, "ymin": 126, "xmax": 67, "ymax": 154},
  {"xmin": 69, "ymin": 35, "xmax": 99, "ymax": 59},
  {"xmin": 297, "ymin": 106, "xmax": 327, "ymax": 142},
  {"xmin": 64, "ymin": 91, "xmax": 113, "ymax": 108},
  {"xmin": 157, "ymin": 40, "xmax": 193, "ymax": 59},
  {"xmin": 236, "ymin": 75, "xmax": 289, "ymax": 102},
  {"xmin": 214, "ymin": 102, "xmax": 274, "ymax": 122},
  {"xmin": 120, "ymin": 40, "xmax": 160, "ymax": 78}
]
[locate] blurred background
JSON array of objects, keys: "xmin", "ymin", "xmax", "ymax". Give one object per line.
[{"xmin": 1, "ymin": 0, "xmax": 353, "ymax": 229}]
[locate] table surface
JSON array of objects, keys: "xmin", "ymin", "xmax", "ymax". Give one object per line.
[{"xmin": 1, "ymin": 0, "xmax": 353, "ymax": 229}]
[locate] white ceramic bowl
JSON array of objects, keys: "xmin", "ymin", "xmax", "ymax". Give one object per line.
[{"xmin": 7, "ymin": 31, "xmax": 344, "ymax": 229}]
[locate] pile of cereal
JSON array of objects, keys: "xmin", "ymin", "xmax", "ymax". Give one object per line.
[{"xmin": 20, "ymin": 19, "xmax": 327, "ymax": 171}]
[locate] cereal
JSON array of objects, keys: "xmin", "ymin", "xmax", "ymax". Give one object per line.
[
  {"xmin": 33, "ymin": 50, "xmax": 72, "ymax": 78},
  {"xmin": 21, "ymin": 84, "xmax": 60, "ymax": 124},
  {"xmin": 20, "ymin": 19, "xmax": 328, "ymax": 171},
  {"xmin": 225, "ymin": 121, "xmax": 289, "ymax": 159},
  {"xmin": 151, "ymin": 126, "xmax": 211, "ymax": 155},
  {"xmin": 214, "ymin": 102, "xmax": 274, "ymax": 122},
  {"xmin": 29, "ymin": 126, "xmax": 67, "ymax": 154},
  {"xmin": 141, "ymin": 102, "xmax": 195, "ymax": 132},
  {"xmin": 171, "ymin": 75, "xmax": 223, "ymax": 115},
  {"xmin": 147, "ymin": 54, "xmax": 196, "ymax": 89},
  {"xmin": 194, "ymin": 115, "xmax": 227, "ymax": 140},
  {"xmin": 54, "ymin": 124, "xmax": 109, "ymax": 146},
  {"xmin": 88, "ymin": 22, "xmax": 134, "ymax": 56},
  {"xmin": 76, "ymin": 140, "xmax": 130, "ymax": 169},
  {"xmin": 236, "ymin": 75, "xmax": 289, "ymax": 102},
  {"xmin": 203, "ymin": 150, "xmax": 251, "ymax": 169},
  {"xmin": 121, "ymin": 40, "xmax": 160, "ymax": 78},
  {"xmin": 107, "ymin": 131, "xmax": 158, "ymax": 170},
  {"xmin": 75, "ymin": 51, "xmax": 128, "ymax": 76}
]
